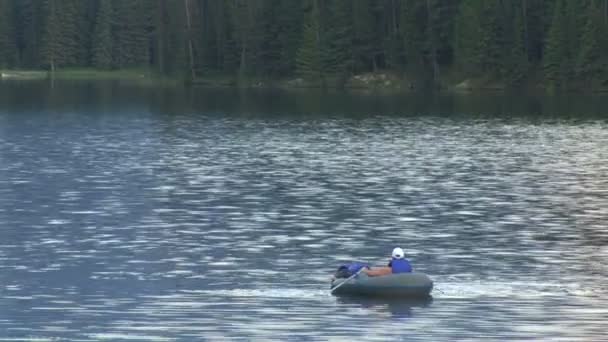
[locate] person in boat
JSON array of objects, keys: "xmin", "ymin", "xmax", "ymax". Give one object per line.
[{"xmin": 361, "ymin": 247, "xmax": 412, "ymax": 277}]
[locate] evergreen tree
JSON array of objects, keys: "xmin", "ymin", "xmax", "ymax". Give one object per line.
[
  {"xmin": 454, "ymin": 0, "xmax": 483, "ymax": 75},
  {"xmin": 544, "ymin": 0, "xmax": 571, "ymax": 88},
  {"xmin": 352, "ymin": 0, "xmax": 382, "ymax": 72},
  {"xmin": 576, "ymin": 0, "xmax": 608, "ymax": 83},
  {"xmin": 92, "ymin": 0, "xmax": 113, "ymax": 69},
  {"xmin": 296, "ymin": 11, "xmax": 323, "ymax": 83},
  {"xmin": 40, "ymin": 0, "xmax": 86, "ymax": 70},
  {"xmin": 58, "ymin": 0, "xmax": 83, "ymax": 66},
  {"xmin": 40, "ymin": 0, "xmax": 62, "ymax": 72},
  {"xmin": 0, "ymin": 0, "xmax": 17, "ymax": 68},
  {"xmin": 401, "ymin": 0, "xmax": 430, "ymax": 81},
  {"xmin": 194, "ymin": 0, "xmax": 216, "ymax": 75},
  {"xmin": 13, "ymin": 0, "xmax": 43, "ymax": 68},
  {"xmin": 431, "ymin": 0, "xmax": 458, "ymax": 67},
  {"xmin": 215, "ymin": 1, "xmax": 240, "ymax": 73},
  {"xmin": 478, "ymin": 1, "xmax": 503, "ymax": 76},
  {"xmin": 323, "ymin": 0, "xmax": 354, "ymax": 80},
  {"xmin": 75, "ymin": 0, "xmax": 95, "ymax": 66},
  {"xmin": 507, "ymin": 2, "xmax": 529, "ymax": 85},
  {"xmin": 565, "ymin": 0, "xmax": 588, "ymax": 55},
  {"xmin": 0, "ymin": 0, "xmax": 605, "ymax": 89},
  {"xmin": 111, "ymin": 0, "xmax": 152, "ymax": 68},
  {"xmin": 157, "ymin": 0, "xmax": 188, "ymax": 76},
  {"xmin": 522, "ymin": 0, "xmax": 548, "ymax": 64},
  {"xmin": 230, "ymin": 0, "xmax": 254, "ymax": 77},
  {"xmin": 455, "ymin": 0, "xmax": 523, "ymax": 81},
  {"xmin": 273, "ymin": 0, "xmax": 303, "ymax": 76},
  {"xmin": 384, "ymin": 0, "xmax": 405, "ymax": 72},
  {"xmin": 249, "ymin": 0, "xmax": 283, "ymax": 76},
  {"xmin": 425, "ymin": 0, "xmax": 440, "ymax": 85}
]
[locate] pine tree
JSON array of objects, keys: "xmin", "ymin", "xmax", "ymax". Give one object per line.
[
  {"xmin": 274, "ymin": 0, "xmax": 303, "ymax": 76},
  {"xmin": 522, "ymin": 0, "xmax": 547, "ymax": 64},
  {"xmin": 401, "ymin": 0, "xmax": 430, "ymax": 81},
  {"xmin": 352, "ymin": 0, "xmax": 381, "ymax": 72},
  {"xmin": 454, "ymin": 0, "xmax": 483, "ymax": 75},
  {"xmin": 544, "ymin": 0, "xmax": 570, "ymax": 88},
  {"xmin": 296, "ymin": 11, "xmax": 323, "ymax": 83},
  {"xmin": 58, "ymin": 0, "xmax": 83, "ymax": 66},
  {"xmin": 565, "ymin": 0, "xmax": 588, "ymax": 57},
  {"xmin": 13, "ymin": 0, "xmax": 42, "ymax": 68},
  {"xmin": 92, "ymin": 0, "xmax": 113, "ymax": 69},
  {"xmin": 40, "ymin": 0, "xmax": 62, "ymax": 72},
  {"xmin": 505, "ymin": 1, "xmax": 529, "ymax": 85},
  {"xmin": 40, "ymin": 0, "xmax": 86, "ymax": 70},
  {"xmin": 216, "ymin": 1, "xmax": 239, "ymax": 73},
  {"xmin": 0, "ymin": 0, "xmax": 17, "ymax": 68},
  {"xmin": 478, "ymin": 2, "xmax": 503, "ymax": 76},
  {"xmin": 576, "ymin": 0, "xmax": 608, "ymax": 83},
  {"xmin": 384, "ymin": 0, "xmax": 405, "ymax": 72},
  {"xmin": 78, "ymin": 0, "xmax": 97, "ymax": 66},
  {"xmin": 499, "ymin": 0, "xmax": 528, "ymax": 86},
  {"xmin": 0, "ymin": 0, "xmax": 605, "ymax": 89},
  {"xmin": 155, "ymin": 0, "xmax": 188, "ymax": 76},
  {"xmin": 249, "ymin": 0, "xmax": 282, "ymax": 76},
  {"xmin": 426, "ymin": 0, "xmax": 440, "ymax": 85},
  {"xmin": 195, "ymin": 0, "xmax": 216, "ymax": 75},
  {"xmin": 230, "ymin": 0, "xmax": 253, "ymax": 77},
  {"xmin": 431, "ymin": 0, "xmax": 458, "ymax": 67},
  {"xmin": 111, "ymin": 0, "xmax": 152, "ymax": 68},
  {"xmin": 323, "ymin": 0, "xmax": 354, "ymax": 80}
]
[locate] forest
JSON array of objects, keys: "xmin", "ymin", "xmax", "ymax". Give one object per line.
[{"xmin": 0, "ymin": 0, "xmax": 607, "ymax": 90}]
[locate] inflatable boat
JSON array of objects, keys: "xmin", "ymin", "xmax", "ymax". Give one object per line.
[{"xmin": 330, "ymin": 272, "xmax": 433, "ymax": 298}]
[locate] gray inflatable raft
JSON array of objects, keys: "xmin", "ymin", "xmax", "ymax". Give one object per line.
[{"xmin": 331, "ymin": 272, "xmax": 433, "ymax": 298}]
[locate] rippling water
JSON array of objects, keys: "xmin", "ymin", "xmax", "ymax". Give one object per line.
[{"xmin": 0, "ymin": 82, "xmax": 607, "ymax": 341}]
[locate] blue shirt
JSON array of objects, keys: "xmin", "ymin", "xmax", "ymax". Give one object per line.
[{"xmin": 388, "ymin": 258, "xmax": 412, "ymax": 273}]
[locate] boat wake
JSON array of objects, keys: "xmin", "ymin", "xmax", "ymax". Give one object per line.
[
  {"xmin": 180, "ymin": 288, "xmax": 331, "ymax": 299},
  {"xmin": 180, "ymin": 278, "xmax": 606, "ymax": 301},
  {"xmin": 434, "ymin": 280, "xmax": 603, "ymax": 299}
]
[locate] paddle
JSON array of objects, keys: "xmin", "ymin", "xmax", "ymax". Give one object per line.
[{"xmin": 330, "ymin": 267, "xmax": 365, "ymax": 294}]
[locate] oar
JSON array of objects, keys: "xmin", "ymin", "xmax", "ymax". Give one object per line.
[{"xmin": 330, "ymin": 267, "xmax": 365, "ymax": 294}]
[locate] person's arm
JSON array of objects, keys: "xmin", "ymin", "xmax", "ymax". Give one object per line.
[{"xmin": 362, "ymin": 266, "xmax": 392, "ymax": 277}]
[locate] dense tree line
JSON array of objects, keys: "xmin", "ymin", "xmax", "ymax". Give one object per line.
[{"xmin": 0, "ymin": 0, "xmax": 607, "ymax": 88}]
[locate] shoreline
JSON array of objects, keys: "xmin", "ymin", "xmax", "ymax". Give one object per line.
[
  {"xmin": 2, "ymin": 69, "xmax": 608, "ymax": 94},
  {"xmin": 0, "ymin": 69, "xmax": 177, "ymax": 85}
]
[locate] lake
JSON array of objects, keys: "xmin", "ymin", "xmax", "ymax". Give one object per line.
[{"xmin": 0, "ymin": 81, "xmax": 607, "ymax": 341}]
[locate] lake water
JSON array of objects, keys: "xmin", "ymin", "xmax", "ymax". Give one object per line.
[{"xmin": 0, "ymin": 81, "xmax": 607, "ymax": 341}]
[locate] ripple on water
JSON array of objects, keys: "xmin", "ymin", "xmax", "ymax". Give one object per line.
[{"xmin": 1, "ymin": 102, "xmax": 608, "ymax": 340}]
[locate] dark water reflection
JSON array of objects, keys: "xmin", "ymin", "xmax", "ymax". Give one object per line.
[
  {"xmin": 336, "ymin": 296, "xmax": 434, "ymax": 319},
  {"xmin": 0, "ymin": 81, "xmax": 607, "ymax": 341}
]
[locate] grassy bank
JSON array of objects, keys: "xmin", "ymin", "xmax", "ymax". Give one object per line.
[
  {"xmin": 0, "ymin": 70, "xmax": 47, "ymax": 80},
  {"xmin": 191, "ymin": 72, "xmax": 411, "ymax": 91},
  {"xmin": 0, "ymin": 68, "xmax": 178, "ymax": 85},
  {"xmin": 52, "ymin": 68, "xmax": 152, "ymax": 80},
  {"xmin": 192, "ymin": 71, "xmax": 608, "ymax": 94}
]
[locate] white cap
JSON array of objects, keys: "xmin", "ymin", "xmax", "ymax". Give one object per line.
[{"xmin": 392, "ymin": 247, "xmax": 404, "ymax": 259}]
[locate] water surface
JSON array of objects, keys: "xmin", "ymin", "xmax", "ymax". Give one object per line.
[{"xmin": 1, "ymin": 82, "xmax": 607, "ymax": 341}]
